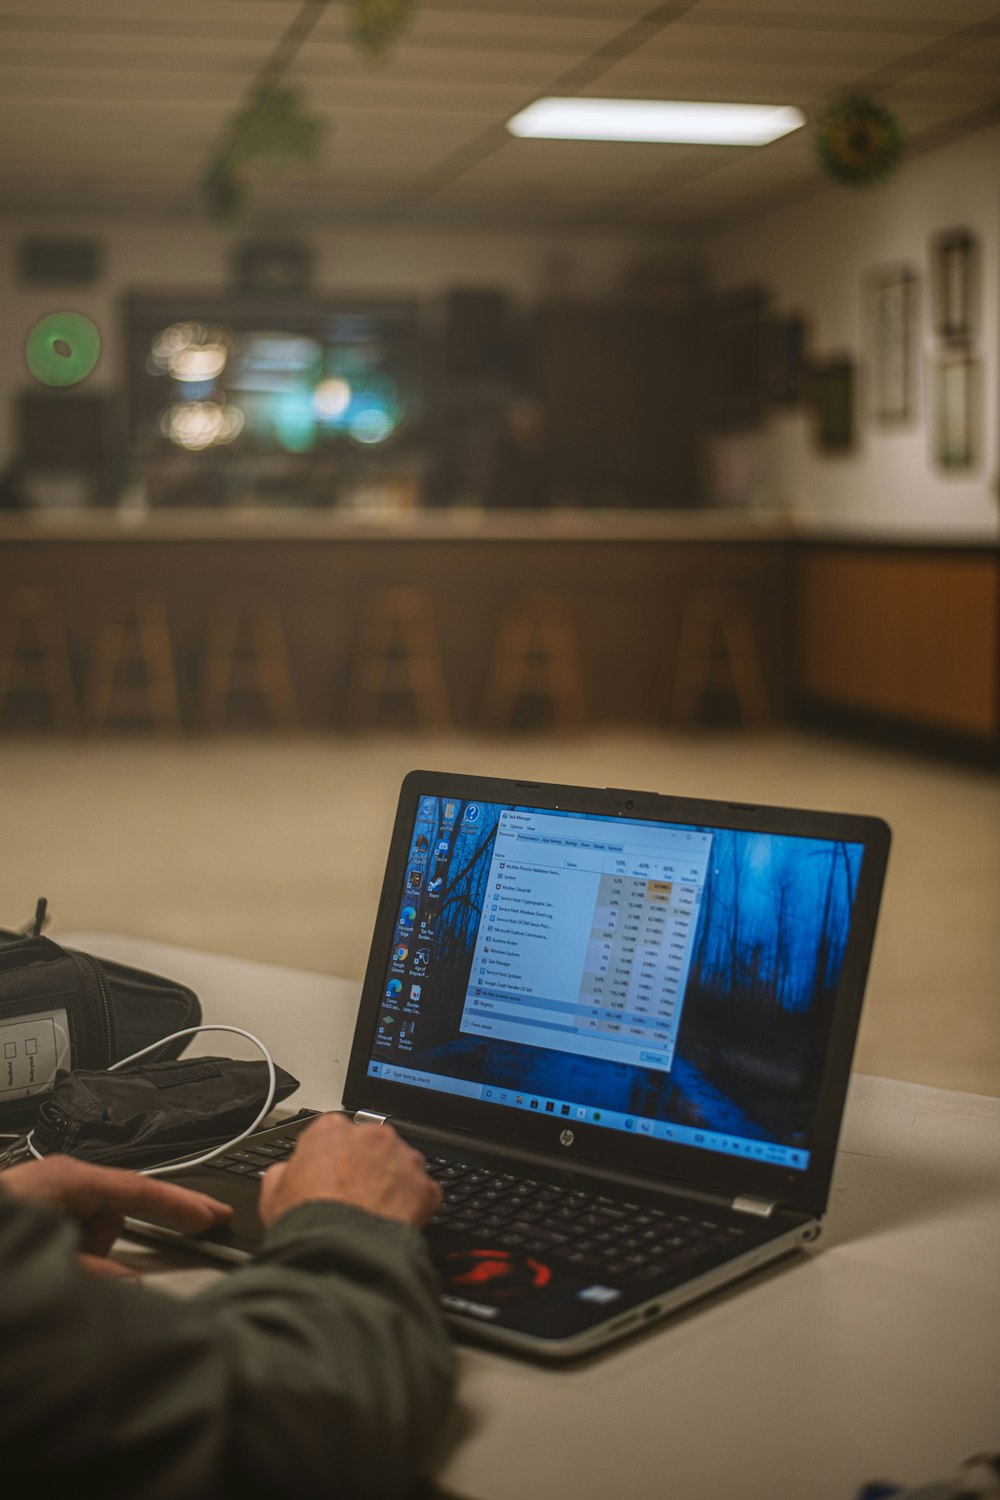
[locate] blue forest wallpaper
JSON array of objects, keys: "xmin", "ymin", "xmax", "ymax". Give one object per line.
[{"xmin": 382, "ymin": 799, "xmax": 863, "ymax": 1153}]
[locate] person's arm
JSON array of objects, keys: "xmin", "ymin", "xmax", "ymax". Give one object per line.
[
  {"xmin": 191, "ymin": 1115, "xmax": 457, "ymax": 1500},
  {"xmin": 0, "ymin": 1119, "xmax": 455, "ymax": 1500}
]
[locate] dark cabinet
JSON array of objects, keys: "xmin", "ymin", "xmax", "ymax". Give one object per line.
[{"xmin": 536, "ymin": 301, "xmax": 704, "ymax": 507}]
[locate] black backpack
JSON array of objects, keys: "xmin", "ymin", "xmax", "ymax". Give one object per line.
[{"xmin": 0, "ymin": 902, "xmax": 202, "ymax": 1136}]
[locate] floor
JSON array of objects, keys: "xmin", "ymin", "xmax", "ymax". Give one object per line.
[{"xmin": 2, "ymin": 727, "xmax": 997, "ymax": 1097}]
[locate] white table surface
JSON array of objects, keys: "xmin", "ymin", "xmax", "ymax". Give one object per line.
[{"xmin": 66, "ymin": 933, "xmax": 1000, "ymax": 1500}]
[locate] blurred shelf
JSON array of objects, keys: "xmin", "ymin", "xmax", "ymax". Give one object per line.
[{"xmin": 0, "ymin": 505, "xmax": 794, "ymax": 545}]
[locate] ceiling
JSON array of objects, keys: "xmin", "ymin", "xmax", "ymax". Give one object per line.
[{"xmin": 2, "ymin": 0, "xmax": 999, "ymax": 235}]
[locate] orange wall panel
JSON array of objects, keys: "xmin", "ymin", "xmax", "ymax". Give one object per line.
[{"xmin": 796, "ymin": 550, "xmax": 998, "ymax": 738}]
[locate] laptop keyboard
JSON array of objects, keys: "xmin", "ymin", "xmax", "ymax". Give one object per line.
[
  {"xmin": 424, "ymin": 1155, "xmax": 748, "ymax": 1280},
  {"xmin": 202, "ymin": 1130, "xmax": 750, "ymax": 1282},
  {"xmin": 202, "ymin": 1133, "xmax": 302, "ymax": 1175}
]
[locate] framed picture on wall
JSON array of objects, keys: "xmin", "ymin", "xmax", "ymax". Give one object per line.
[
  {"xmin": 932, "ymin": 229, "xmax": 976, "ymax": 342},
  {"xmin": 811, "ymin": 356, "xmax": 855, "ymax": 453},
  {"xmin": 763, "ymin": 313, "xmax": 808, "ymax": 407},
  {"xmin": 933, "ymin": 350, "xmax": 977, "ymax": 469},
  {"xmin": 866, "ymin": 264, "xmax": 918, "ymax": 424},
  {"xmin": 708, "ymin": 285, "xmax": 768, "ymax": 430}
]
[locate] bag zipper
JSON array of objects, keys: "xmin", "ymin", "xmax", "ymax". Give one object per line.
[
  {"xmin": 69, "ymin": 951, "xmax": 116, "ymax": 1064},
  {"xmin": 89, "ymin": 956, "xmax": 114, "ymax": 1060}
]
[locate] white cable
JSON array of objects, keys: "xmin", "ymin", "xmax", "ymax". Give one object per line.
[{"xmin": 25, "ymin": 1024, "xmax": 277, "ymax": 1178}]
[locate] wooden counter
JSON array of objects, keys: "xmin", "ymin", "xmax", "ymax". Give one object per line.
[
  {"xmin": 3, "ymin": 510, "xmax": 997, "ymax": 759},
  {"xmin": 0, "ymin": 509, "xmax": 793, "ymax": 731}
]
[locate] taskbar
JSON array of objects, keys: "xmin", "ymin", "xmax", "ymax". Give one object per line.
[{"xmin": 366, "ymin": 1058, "xmax": 809, "ymax": 1171}]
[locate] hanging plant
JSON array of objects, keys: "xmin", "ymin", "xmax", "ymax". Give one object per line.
[
  {"xmin": 814, "ymin": 93, "xmax": 904, "ymax": 187},
  {"xmin": 200, "ymin": 1, "xmax": 417, "ymax": 225},
  {"xmin": 202, "ymin": 85, "xmax": 324, "ymax": 226},
  {"xmin": 202, "ymin": 160, "xmax": 247, "ymax": 227},
  {"xmin": 350, "ymin": 0, "xmax": 416, "ymax": 58}
]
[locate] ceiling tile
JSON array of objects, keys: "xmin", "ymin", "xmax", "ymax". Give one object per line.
[{"xmin": 1, "ymin": 0, "xmax": 997, "ymax": 233}]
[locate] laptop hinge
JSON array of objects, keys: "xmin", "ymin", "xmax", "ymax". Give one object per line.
[
  {"xmin": 731, "ymin": 1195, "xmax": 777, "ymax": 1218},
  {"xmin": 354, "ymin": 1110, "xmax": 388, "ymax": 1126}
]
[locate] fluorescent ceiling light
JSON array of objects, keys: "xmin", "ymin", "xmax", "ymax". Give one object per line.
[{"xmin": 507, "ymin": 98, "xmax": 805, "ymax": 146}]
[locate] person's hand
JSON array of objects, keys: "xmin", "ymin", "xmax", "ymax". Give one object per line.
[
  {"xmin": 1, "ymin": 1154, "xmax": 233, "ymax": 1280},
  {"xmin": 258, "ymin": 1113, "xmax": 442, "ymax": 1231}
]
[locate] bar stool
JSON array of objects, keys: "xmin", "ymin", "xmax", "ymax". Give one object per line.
[
  {"xmin": 346, "ymin": 586, "xmax": 450, "ymax": 730},
  {"xmin": 482, "ymin": 593, "xmax": 586, "ymax": 731},
  {"xmin": 670, "ymin": 589, "xmax": 769, "ymax": 728},
  {"xmin": 0, "ymin": 586, "xmax": 80, "ymax": 731},
  {"xmin": 198, "ymin": 593, "xmax": 298, "ymax": 730},
  {"xmin": 85, "ymin": 594, "xmax": 183, "ymax": 732}
]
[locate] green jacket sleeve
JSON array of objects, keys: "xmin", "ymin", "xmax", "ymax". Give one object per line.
[{"xmin": 0, "ymin": 1191, "xmax": 456, "ymax": 1500}]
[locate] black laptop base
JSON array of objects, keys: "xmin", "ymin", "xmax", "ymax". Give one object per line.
[{"xmin": 127, "ymin": 1114, "xmax": 814, "ymax": 1361}]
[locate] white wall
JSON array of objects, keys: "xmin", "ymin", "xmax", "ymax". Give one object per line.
[
  {"xmin": 707, "ymin": 123, "xmax": 1000, "ymax": 541},
  {"xmin": 0, "ymin": 216, "xmax": 662, "ymax": 469}
]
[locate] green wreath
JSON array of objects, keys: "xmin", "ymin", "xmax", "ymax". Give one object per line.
[{"xmin": 814, "ymin": 93, "xmax": 904, "ymax": 187}]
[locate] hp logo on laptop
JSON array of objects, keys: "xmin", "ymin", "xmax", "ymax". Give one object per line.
[{"xmin": 559, "ymin": 1129, "xmax": 575, "ymax": 1147}]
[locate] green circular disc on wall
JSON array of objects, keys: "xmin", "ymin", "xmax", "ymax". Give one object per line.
[{"xmin": 25, "ymin": 312, "xmax": 101, "ymax": 387}]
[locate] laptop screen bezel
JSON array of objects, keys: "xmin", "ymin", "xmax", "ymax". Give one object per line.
[{"xmin": 342, "ymin": 770, "xmax": 891, "ymax": 1221}]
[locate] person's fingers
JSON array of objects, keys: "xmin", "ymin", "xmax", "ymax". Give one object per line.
[
  {"xmin": 115, "ymin": 1173, "xmax": 235, "ymax": 1230},
  {"xmin": 255, "ymin": 1113, "xmax": 443, "ymax": 1228},
  {"xmin": 79, "ymin": 1205, "xmax": 125, "ymax": 1258},
  {"xmin": 297, "ymin": 1112, "xmax": 351, "ymax": 1147},
  {"xmin": 61, "ymin": 1160, "xmax": 235, "ymax": 1231},
  {"xmin": 77, "ymin": 1252, "xmax": 141, "ymax": 1282},
  {"xmin": 411, "ymin": 1171, "xmax": 444, "ymax": 1227},
  {"xmin": 256, "ymin": 1159, "xmax": 286, "ymax": 1219}
]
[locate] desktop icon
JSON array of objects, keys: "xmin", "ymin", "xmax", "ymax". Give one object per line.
[
  {"xmin": 386, "ymin": 979, "xmax": 402, "ymax": 998},
  {"xmin": 464, "ymin": 804, "xmax": 480, "ymax": 823},
  {"xmin": 400, "ymin": 906, "xmax": 417, "ymax": 925},
  {"xmin": 393, "ymin": 945, "xmax": 408, "ymax": 963}
]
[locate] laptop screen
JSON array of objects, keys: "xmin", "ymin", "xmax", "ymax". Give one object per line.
[{"xmin": 364, "ymin": 795, "xmax": 865, "ymax": 1174}]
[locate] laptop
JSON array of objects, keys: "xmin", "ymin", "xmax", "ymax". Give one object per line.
[{"xmin": 129, "ymin": 770, "xmax": 890, "ymax": 1361}]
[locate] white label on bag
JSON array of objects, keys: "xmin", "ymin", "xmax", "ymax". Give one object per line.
[{"xmin": 0, "ymin": 1009, "xmax": 71, "ymax": 1098}]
